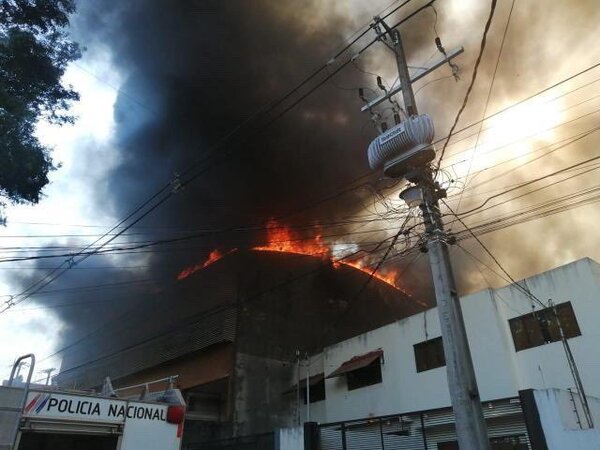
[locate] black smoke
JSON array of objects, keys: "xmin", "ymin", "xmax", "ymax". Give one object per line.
[
  {"xmin": 27, "ymin": 0, "xmax": 415, "ymax": 361},
  {"xmin": 20, "ymin": 0, "xmax": 534, "ymax": 367}
]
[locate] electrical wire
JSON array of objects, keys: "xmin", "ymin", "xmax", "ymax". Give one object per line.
[
  {"xmin": 18, "ymin": 1, "xmax": 600, "ymax": 376},
  {"xmin": 434, "ymin": 0, "xmax": 498, "ymax": 174},
  {"xmin": 40, "ymin": 232, "xmax": 413, "ymax": 370},
  {"xmin": 1, "ymin": 0, "xmax": 430, "ymax": 315},
  {"xmin": 456, "ymin": 0, "xmax": 516, "ymax": 212},
  {"xmin": 455, "ymin": 154, "xmax": 600, "ymax": 217},
  {"xmin": 442, "ymin": 200, "xmax": 546, "ymax": 308}
]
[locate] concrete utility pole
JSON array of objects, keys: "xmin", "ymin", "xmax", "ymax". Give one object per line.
[
  {"xmin": 305, "ymin": 353, "xmax": 311, "ymax": 422},
  {"xmin": 363, "ymin": 18, "xmax": 491, "ymax": 450},
  {"xmin": 295, "ymin": 349, "xmax": 301, "ymax": 426},
  {"xmin": 41, "ymin": 368, "xmax": 56, "ymax": 386},
  {"xmin": 549, "ymin": 300, "xmax": 594, "ymax": 428}
]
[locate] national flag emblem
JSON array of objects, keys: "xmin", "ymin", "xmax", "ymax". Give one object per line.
[{"xmin": 24, "ymin": 393, "xmax": 51, "ymax": 414}]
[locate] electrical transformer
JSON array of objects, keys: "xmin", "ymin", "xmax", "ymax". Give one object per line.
[{"xmin": 367, "ymin": 114, "xmax": 435, "ymax": 178}]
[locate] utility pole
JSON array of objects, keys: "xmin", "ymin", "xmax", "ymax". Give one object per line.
[
  {"xmin": 296, "ymin": 349, "xmax": 301, "ymax": 426},
  {"xmin": 41, "ymin": 368, "xmax": 56, "ymax": 386},
  {"xmin": 362, "ymin": 18, "xmax": 490, "ymax": 450},
  {"xmin": 305, "ymin": 353, "xmax": 311, "ymax": 422},
  {"xmin": 549, "ymin": 300, "xmax": 594, "ymax": 428}
]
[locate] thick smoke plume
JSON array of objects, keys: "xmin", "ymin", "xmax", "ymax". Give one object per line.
[{"xmin": 14, "ymin": 0, "xmax": 600, "ymax": 368}]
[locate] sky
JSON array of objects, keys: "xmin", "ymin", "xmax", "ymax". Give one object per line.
[
  {"xmin": 1, "ymin": 0, "xmax": 600, "ymax": 383},
  {"xmin": 0, "ymin": 45, "xmax": 123, "ymax": 380}
]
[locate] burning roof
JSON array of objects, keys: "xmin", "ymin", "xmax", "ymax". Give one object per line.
[{"xmin": 177, "ymin": 219, "xmax": 411, "ymax": 295}]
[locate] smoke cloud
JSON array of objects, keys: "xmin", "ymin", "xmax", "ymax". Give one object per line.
[{"xmin": 12, "ymin": 0, "xmax": 600, "ymax": 368}]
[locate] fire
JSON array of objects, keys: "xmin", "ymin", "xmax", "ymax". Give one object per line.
[
  {"xmin": 177, "ymin": 249, "xmax": 231, "ymax": 280},
  {"xmin": 176, "ymin": 220, "xmax": 407, "ymax": 293},
  {"xmin": 253, "ymin": 219, "xmax": 402, "ymax": 291},
  {"xmin": 335, "ymin": 259, "xmax": 399, "ymax": 289},
  {"xmin": 252, "ymin": 219, "xmax": 329, "ymax": 257}
]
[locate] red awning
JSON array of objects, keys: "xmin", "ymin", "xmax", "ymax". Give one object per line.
[{"xmin": 326, "ymin": 349, "xmax": 383, "ymax": 379}]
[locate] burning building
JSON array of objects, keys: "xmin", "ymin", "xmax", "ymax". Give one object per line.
[{"xmin": 54, "ymin": 223, "xmax": 429, "ymax": 443}]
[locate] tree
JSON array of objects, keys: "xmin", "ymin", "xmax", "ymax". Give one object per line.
[{"xmin": 0, "ymin": 0, "xmax": 80, "ymax": 210}]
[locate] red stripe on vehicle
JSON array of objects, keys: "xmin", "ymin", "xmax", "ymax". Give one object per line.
[{"xmin": 24, "ymin": 394, "xmax": 41, "ymax": 413}]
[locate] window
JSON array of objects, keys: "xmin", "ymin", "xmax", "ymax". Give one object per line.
[
  {"xmin": 346, "ymin": 359, "xmax": 382, "ymax": 390},
  {"xmin": 301, "ymin": 377, "xmax": 326, "ymax": 404},
  {"xmin": 509, "ymin": 302, "xmax": 581, "ymax": 352},
  {"xmin": 326, "ymin": 350, "xmax": 383, "ymax": 391},
  {"xmin": 414, "ymin": 336, "xmax": 445, "ymax": 372}
]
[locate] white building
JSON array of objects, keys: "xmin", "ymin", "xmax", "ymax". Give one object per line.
[{"xmin": 294, "ymin": 257, "xmax": 600, "ymax": 449}]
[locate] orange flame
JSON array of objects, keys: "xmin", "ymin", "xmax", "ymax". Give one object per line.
[
  {"xmin": 334, "ymin": 259, "xmax": 399, "ymax": 289},
  {"xmin": 253, "ymin": 219, "xmax": 402, "ymax": 291},
  {"xmin": 252, "ymin": 219, "xmax": 330, "ymax": 257},
  {"xmin": 177, "ymin": 249, "xmax": 227, "ymax": 280},
  {"xmin": 176, "ymin": 220, "xmax": 408, "ymax": 294}
]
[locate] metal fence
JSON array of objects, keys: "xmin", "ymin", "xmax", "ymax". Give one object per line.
[{"xmin": 319, "ymin": 398, "xmax": 531, "ymax": 450}]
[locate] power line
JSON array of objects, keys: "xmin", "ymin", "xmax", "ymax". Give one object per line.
[
  {"xmin": 288, "ymin": 63, "xmax": 600, "ymax": 234},
  {"xmin": 456, "ymin": 0, "xmax": 516, "ymax": 212},
  {"xmin": 441, "ymin": 90, "xmax": 600, "ymax": 167},
  {"xmin": 317, "ymin": 222, "xmax": 410, "ymax": 344},
  {"xmin": 31, "ymin": 213, "xmax": 415, "ymax": 362},
  {"xmin": 433, "ymin": 61, "xmax": 600, "ymax": 162},
  {"xmin": 1, "ymin": 0, "xmax": 428, "ymax": 314},
  {"xmin": 40, "ymin": 233, "xmax": 413, "ymax": 369},
  {"xmin": 442, "ymin": 200, "xmax": 545, "ymax": 307},
  {"xmin": 434, "ymin": 0, "xmax": 499, "ymax": 173},
  {"xmin": 279, "ymin": 69, "xmax": 600, "ymax": 225},
  {"xmin": 8, "ymin": 138, "xmax": 594, "ymax": 266},
  {"xmin": 450, "ymin": 182, "xmax": 600, "ymax": 239},
  {"xmin": 31, "ymin": 165, "xmax": 600, "ymax": 370},
  {"xmin": 0, "ymin": 224, "xmax": 411, "ymax": 265},
  {"xmin": 12, "ymin": 2, "xmax": 600, "ymax": 380},
  {"xmin": 455, "ymin": 154, "xmax": 600, "ymax": 217},
  {"xmin": 446, "ymin": 124, "xmax": 600, "ymax": 197}
]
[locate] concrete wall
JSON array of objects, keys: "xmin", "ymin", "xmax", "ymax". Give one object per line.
[
  {"xmin": 496, "ymin": 258, "xmax": 600, "ymax": 398},
  {"xmin": 298, "ymin": 258, "xmax": 600, "ymax": 424},
  {"xmin": 535, "ymin": 388, "xmax": 600, "ymax": 449},
  {"xmin": 233, "ymin": 352, "xmax": 296, "ymax": 436},
  {"xmin": 297, "ymin": 353, "xmax": 326, "ymax": 423},
  {"xmin": 275, "ymin": 426, "xmax": 303, "ymax": 450}
]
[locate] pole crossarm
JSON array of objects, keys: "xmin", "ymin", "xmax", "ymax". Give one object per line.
[
  {"xmin": 360, "ymin": 47, "xmax": 464, "ymax": 112},
  {"xmin": 360, "ymin": 16, "xmax": 491, "ymax": 449}
]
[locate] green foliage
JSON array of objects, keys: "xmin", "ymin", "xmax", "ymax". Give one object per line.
[{"xmin": 0, "ymin": 0, "xmax": 80, "ymax": 206}]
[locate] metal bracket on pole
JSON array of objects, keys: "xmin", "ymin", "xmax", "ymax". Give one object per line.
[
  {"xmin": 360, "ymin": 47, "xmax": 464, "ymax": 113},
  {"xmin": 362, "ymin": 17, "xmax": 490, "ymax": 449},
  {"xmin": 359, "ymin": 88, "xmax": 386, "ymax": 133}
]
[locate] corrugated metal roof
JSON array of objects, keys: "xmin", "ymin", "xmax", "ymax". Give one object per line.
[
  {"xmin": 326, "ymin": 349, "xmax": 383, "ymax": 378},
  {"xmin": 55, "ymin": 306, "xmax": 237, "ymax": 388}
]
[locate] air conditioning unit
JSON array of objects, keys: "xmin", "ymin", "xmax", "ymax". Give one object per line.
[{"xmin": 367, "ymin": 114, "xmax": 435, "ymax": 178}]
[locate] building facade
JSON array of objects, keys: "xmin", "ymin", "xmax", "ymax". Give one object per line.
[
  {"xmin": 53, "ymin": 250, "xmax": 426, "ymax": 446},
  {"xmin": 291, "ymin": 257, "xmax": 600, "ymax": 449}
]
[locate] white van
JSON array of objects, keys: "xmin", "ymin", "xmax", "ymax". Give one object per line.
[{"xmin": 0, "ymin": 355, "xmax": 186, "ymax": 450}]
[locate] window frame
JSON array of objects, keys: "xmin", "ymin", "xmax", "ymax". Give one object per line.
[
  {"xmin": 301, "ymin": 377, "xmax": 326, "ymax": 404},
  {"xmin": 414, "ymin": 336, "xmax": 446, "ymax": 373},
  {"xmin": 345, "ymin": 358, "xmax": 383, "ymax": 391},
  {"xmin": 508, "ymin": 301, "xmax": 581, "ymax": 352}
]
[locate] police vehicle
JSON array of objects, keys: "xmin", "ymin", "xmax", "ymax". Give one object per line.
[{"xmin": 0, "ymin": 354, "xmax": 186, "ymax": 450}]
